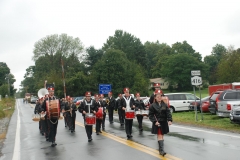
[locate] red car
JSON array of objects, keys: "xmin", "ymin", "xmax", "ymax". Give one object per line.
[{"xmin": 189, "ymin": 96, "xmax": 210, "ymax": 112}]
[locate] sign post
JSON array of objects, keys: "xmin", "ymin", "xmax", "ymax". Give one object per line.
[
  {"xmin": 191, "ymin": 70, "xmax": 203, "ymax": 121},
  {"xmin": 99, "ymin": 84, "xmax": 112, "ymax": 94}
]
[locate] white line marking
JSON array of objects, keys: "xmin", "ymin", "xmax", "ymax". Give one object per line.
[
  {"xmin": 170, "ymin": 124, "xmax": 240, "ymax": 139},
  {"xmin": 12, "ymin": 100, "xmax": 20, "ymax": 160},
  {"xmin": 142, "ymin": 118, "xmax": 240, "ymax": 139}
]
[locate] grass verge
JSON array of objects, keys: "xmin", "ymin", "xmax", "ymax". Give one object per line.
[
  {"xmin": 0, "ymin": 98, "xmax": 15, "ymax": 119},
  {"xmin": 0, "ymin": 98, "xmax": 15, "ymax": 140},
  {"xmin": 172, "ymin": 111, "xmax": 240, "ymax": 133}
]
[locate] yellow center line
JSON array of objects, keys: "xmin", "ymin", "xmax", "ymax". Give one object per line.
[{"xmin": 75, "ymin": 121, "xmax": 182, "ymax": 160}]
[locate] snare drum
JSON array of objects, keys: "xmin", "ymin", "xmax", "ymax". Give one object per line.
[
  {"xmin": 125, "ymin": 110, "xmax": 135, "ymax": 119},
  {"xmin": 142, "ymin": 110, "xmax": 149, "ymax": 116},
  {"xmin": 85, "ymin": 113, "xmax": 96, "ymax": 125},
  {"xmin": 135, "ymin": 110, "xmax": 141, "ymax": 116}
]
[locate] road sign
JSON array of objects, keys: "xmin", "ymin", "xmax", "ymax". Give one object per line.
[
  {"xmin": 99, "ymin": 84, "xmax": 112, "ymax": 94},
  {"xmin": 191, "ymin": 76, "xmax": 202, "ymax": 86},
  {"xmin": 191, "ymin": 70, "xmax": 201, "ymax": 76}
]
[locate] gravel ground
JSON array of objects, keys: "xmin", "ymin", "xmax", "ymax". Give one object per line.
[{"xmin": 0, "ymin": 117, "xmax": 10, "ymax": 157}]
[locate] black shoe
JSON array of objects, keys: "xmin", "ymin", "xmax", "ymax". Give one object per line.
[
  {"xmin": 73, "ymin": 130, "xmax": 75, "ymax": 132},
  {"xmin": 51, "ymin": 142, "xmax": 57, "ymax": 147},
  {"xmin": 102, "ymin": 128, "xmax": 105, "ymax": 131},
  {"xmin": 88, "ymin": 138, "xmax": 92, "ymax": 142},
  {"xmin": 99, "ymin": 131, "xmax": 102, "ymax": 133},
  {"xmin": 96, "ymin": 132, "xmax": 99, "ymax": 135},
  {"xmin": 46, "ymin": 138, "xmax": 49, "ymax": 141},
  {"xmin": 130, "ymin": 135, "xmax": 133, "ymax": 137},
  {"xmin": 127, "ymin": 135, "xmax": 131, "ymax": 138},
  {"xmin": 71, "ymin": 130, "xmax": 73, "ymax": 133}
]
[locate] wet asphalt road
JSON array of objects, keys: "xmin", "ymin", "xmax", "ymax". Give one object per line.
[{"xmin": 0, "ymin": 99, "xmax": 240, "ymax": 160}]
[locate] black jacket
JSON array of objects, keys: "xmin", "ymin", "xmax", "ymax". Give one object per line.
[
  {"xmin": 78, "ymin": 99, "xmax": 98, "ymax": 116},
  {"xmin": 149, "ymin": 93, "xmax": 155, "ymax": 104},
  {"xmin": 106, "ymin": 96, "xmax": 116, "ymax": 110},
  {"xmin": 34, "ymin": 102, "xmax": 41, "ymax": 114},
  {"xmin": 71, "ymin": 103, "xmax": 77, "ymax": 116},
  {"xmin": 134, "ymin": 99, "xmax": 146, "ymax": 111},
  {"xmin": 149, "ymin": 101, "xmax": 172, "ymax": 123},
  {"xmin": 119, "ymin": 96, "xmax": 135, "ymax": 115}
]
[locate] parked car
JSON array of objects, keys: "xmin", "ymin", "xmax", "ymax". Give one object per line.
[
  {"xmin": 142, "ymin": 97, "xmax": 150, "ymax": 109},
  {"xmin": 73, "ymin": 96, "xmax": 84, "ymax": 103},
  {"xmin": 208, "ymin": 90, "xmax": 224, "ymax": 114},
  {"xmin": 230, "ymin": 106, "xmax": 240, "ymax": 123},
  {"xmin": 216, "ymin": 90, "xmax": 240, "ymax": 117},
  {"xmin": 30, "ymin": 96, "xmax": 38, "ymax": 104},
  {"xmin": 164, "ymin": 93, "xmax": 199, "ymax": 113},
  {"xmin": 188, "ymin": 96, "xmax": 210, "ymax": 112}
]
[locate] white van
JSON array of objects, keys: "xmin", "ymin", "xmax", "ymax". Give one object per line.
[{"xmin": 164, "ymin": 93, "xmax": 199, "ymax": 113}]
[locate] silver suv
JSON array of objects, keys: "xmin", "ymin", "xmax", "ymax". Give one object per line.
[{"xmin": 217, "ymin": 90, "xmax": 240, "ymax": 117}]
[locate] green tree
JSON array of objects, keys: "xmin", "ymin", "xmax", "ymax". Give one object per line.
[
  {"xmin": 171, "ymin": 41, "xmax": 202, "ymax": 61},
  {"xmin": 203, "ymin": 44, "xmax": 226, "ymax": 84},
  {"xmin": 204, "ymin": 55, "xmax": 218, "ymax": 84},
  {"xmin": 103, "ymin": 30, "xmax": 147, "ymax": 71},
  {"xmin": 91, "ymin": 49, "xmax": 149, "ymax": 96},
  {"xmin": 144, "ymin": 41, "xmax": 171, "ymax": 78},
  {"xmin": 160, "ymin": 53, "xmax": 208, "ymax": 91},
  {"xmin": 0, "ymin": 62, "xmax": 10, "ymax": 86},
  {"xmin": 211, "ymin": 44, "xmax": 227, "ymax": 61},
  {"xmin": 217, "ymin": 48, "xmax": 240, "ymax": 83},
  {"xmin": 33, "ymin": 34, "xmax": 84, "ymax": 62},
  {"xmin": 84, "ymin": 46, "xmax": 104, "ymax": 72}
]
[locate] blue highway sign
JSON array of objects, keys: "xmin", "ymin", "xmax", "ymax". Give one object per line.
[{"xmin": 99, "ymin": 84, "xmax": 112, "ymax": 94}]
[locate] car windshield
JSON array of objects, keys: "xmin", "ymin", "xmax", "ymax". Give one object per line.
[
  {"xmin": 210, "ymin": 93, "xmax": 220, "ymax": 100},
  {"xmin": 201, "ymin": 96, "xmax": 210, "ymax": 101}
]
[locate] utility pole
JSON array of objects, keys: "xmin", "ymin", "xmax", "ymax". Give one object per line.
[
  {"xmin": 61, "ymin": 59, "xmax": 66, "ymax": 98},
  {"xmin": 6, "ymin": 74, "xmax": 10, "ymax": 96}
]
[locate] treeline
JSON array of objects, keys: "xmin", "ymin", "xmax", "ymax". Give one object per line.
[
  {"xmin": 19, "ymin": 30, "xmax": 240, "ymax": 98},
  {"xmin": 0, "ymin": 62, "xmax": 16, "ymax": 97}
]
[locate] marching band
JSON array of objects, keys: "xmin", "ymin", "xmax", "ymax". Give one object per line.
[{"xmin": 32, "ymin": 82, "xmax": 172, "ymax": 156}]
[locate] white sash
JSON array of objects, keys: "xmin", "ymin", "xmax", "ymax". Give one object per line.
[
  {"xmin": 123, "ymin": 96, "xmax": 131, "ymax": 111},
  {"xmin": 85, "ymin": 100, "xmax": 93, "ymax": 114}
]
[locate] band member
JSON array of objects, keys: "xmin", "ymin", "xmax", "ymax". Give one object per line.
[
  {"xmin": 64, "ymin": 96, "xmax": 72, "ymax": 130},
  {"xmin": 61, "ymin": 98, "xmax": 67, "ymax": 127},
  {"xmin": 70, "ymin": 98, "xmax": 77, "ymax": 132},
  {"xmin": 34, "ymin": 99, "xmax": 42, "ymax": 134},
  {"xmin": 120, "ymin": 88, "xmax": 135, "ymax": 138},
  {"xmin": 99, "ymin": 94, "xmax": 107, "ymax": 130},
  {"xmin": 41, "ymin": 87, "xmax": 60, "ymax": 147},
  {"xmin": 149, "ymin": 83, "xmax": 161, "ymax": 104},
  {"xmin": 94, "ymin": 94, "xmax": 104, "ymax": 135},
  {"xmin": 106, "ymin": 91, "xmax": 116, "ymax": 124},
  {"xmin": 149, "ymin": 89, "xmax": 172, "ymax": 156},
  {"xmin": 134, "ymin": 92, "xmax": 146, "ymax": 131},
  {"xmin": 78, "ymin": 91, "xmax": 98, "ymax": 142},
  {"xmin": 116, "ymin": 94, "xmax": 124, "ymax": 126}
]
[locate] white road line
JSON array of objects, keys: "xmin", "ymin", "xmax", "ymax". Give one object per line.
[
  {"xmin": 170, "ymin": 124, "xmax": 240, "ymax": 139},
  {"xmin": 12, "ymin": 100, "xmax": 20, "ymax": 160},
  {"xmin": 142, "ymin": 118, "xmax": 240, "ymax": 139}
]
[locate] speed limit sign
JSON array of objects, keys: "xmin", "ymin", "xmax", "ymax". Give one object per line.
[{"xmin": 191, "ymin": 76, "xmax": 202, "ymax": 85}]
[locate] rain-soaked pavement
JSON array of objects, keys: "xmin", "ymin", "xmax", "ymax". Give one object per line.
[{"xmin": 0, "ymin": 99, "xmax": 240, "ymax": 160}]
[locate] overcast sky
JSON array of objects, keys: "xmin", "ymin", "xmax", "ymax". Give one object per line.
[{"xmin": 1, "ymin": 0, "xmax": 240, "ymax": 91}]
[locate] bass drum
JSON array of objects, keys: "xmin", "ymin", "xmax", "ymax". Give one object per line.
[{"xmin": 46, "ymin": 99, "xmax": 60, "ymax": 119}]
